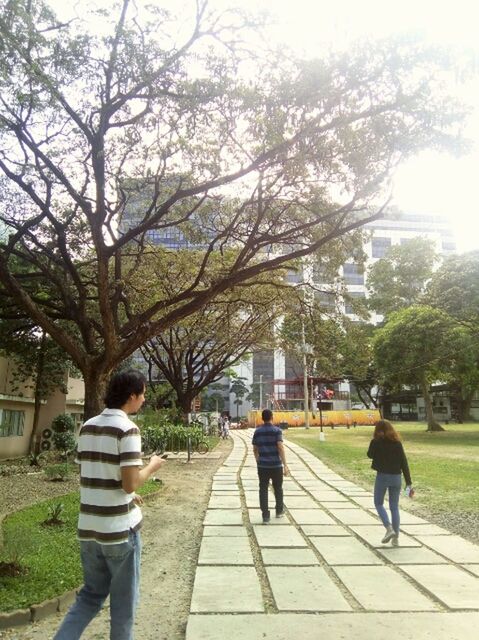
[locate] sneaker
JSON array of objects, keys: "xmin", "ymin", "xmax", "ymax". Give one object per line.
[
  {"xmin": 276, "ymin": 511, "xmax": 285, "ymax": 518},
  {"xmin": 391, "ymin": 535, "xmax": 399, "ymax": 547},
  {"xmin": 381, "ymin": 526, "xmax": 395, "ymax": 544},
  {"xmin": 262, "ymin": 515, "xmax": 270, "ymax": 524}
]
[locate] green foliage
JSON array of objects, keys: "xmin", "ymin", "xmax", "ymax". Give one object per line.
[
  {"xmin": 0, "ymin": 486, "xmax": 161, "ymax": 612},
  {"xmin": 45, "ymin": 502, "xmax": 64, "ymax": 523},
  {"xmin": 138, "ymin": 414, "xmax": 206, "ymax": 454},
  {"xmin": 367, "ymin": 237, "xmax": 438, "ymax": 317},
  {"xmin": 427, "ymin": 250, "xmax": 479, "ymax": 330},
  {"xmin": 51, "ymin": 414, "xmax": 76, "ymax": 433},
  {"xmin": 373, "ymin": 305, "xmax": 455, "ymax": 389},
  {"xmin": 44, "ymin": 463, "xmax": 74, "ymax": 481}
]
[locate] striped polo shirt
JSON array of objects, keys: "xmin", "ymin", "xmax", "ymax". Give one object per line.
[
  {"xmin": 76, "ymin": 408, "xmax": 143, "ymax": 544},
  {"xmin": 252, "ymin": 423, "xmax": 283, "ymax": 468}
]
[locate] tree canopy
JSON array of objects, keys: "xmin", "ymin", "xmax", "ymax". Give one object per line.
[
  {"xmin": 367, "ymin": 237, "xmax": 438, "ymax": 317},
  {"xmin": 0, "ymin": 0, "xmax": 467, "ymax": 416}
]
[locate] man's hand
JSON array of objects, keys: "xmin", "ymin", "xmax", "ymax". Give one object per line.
[
  {"xmin": 132, "ymin": 493, "xmax": 144, "ymax": 506},
  {"xmin": 283, "ymin": 464, "xmax": 289, "ymax": 477},
  {"xmin": 148, "ymin": 454, "xmax": 165, "ymax": 473}
]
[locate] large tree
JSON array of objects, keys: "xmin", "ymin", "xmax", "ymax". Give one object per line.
[
  {"xmin": 427, "ymin": 251, "xmax": 479, "ymax": 419},
  {"xmin": 373, "ymin": 305, "xmax": 457, "ymax": 431},
  {"xmin": 0, "ymin": 0, "xmax": 467, "ymax": 417},
  {"xmin": 140, "ymin": 283, "xmax": 282, "ymax": 417}
]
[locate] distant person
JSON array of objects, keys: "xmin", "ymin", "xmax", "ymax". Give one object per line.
[
  {"xmin": 367, "ymin": 419, "xmax": 413, "ymax": 546},
  {"xmin": 252, "ymin": 409, "xmax": 289, "ymax": 523},
  {"xmin": 221, "ymin": 416, "xmax": 230, "ymax": 439},
  {"xmin": 54, "ymin": 370, "xmax": 165, "ymax": 640}
]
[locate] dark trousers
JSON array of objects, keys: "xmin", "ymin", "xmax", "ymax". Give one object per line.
[{"xmin": 258, "ymin": 466, "xmax": 284, "ymax": 517}]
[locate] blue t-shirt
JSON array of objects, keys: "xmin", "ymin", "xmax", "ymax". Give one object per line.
[{"xmin": 252, "ymin": 423, "xmax": 283, "ymax": 468}]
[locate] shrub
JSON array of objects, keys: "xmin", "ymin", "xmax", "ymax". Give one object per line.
[
  {"xmin": 51, "ymin": 414, "xmax": 76, "ymax": 455},
  {"xmin": 44, "ymin": 463, "xmax": 74, "ymax": 482}
]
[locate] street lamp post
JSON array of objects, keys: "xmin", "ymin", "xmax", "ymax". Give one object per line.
[
  {"xmin": 301, "ymin": 320, "xmax": 310, "ymax": 430},
  {"xmin": 259, "ymin": 374, "xmax": 263, "ymax": 410}
]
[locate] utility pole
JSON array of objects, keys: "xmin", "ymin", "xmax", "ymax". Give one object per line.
[
  {"xmin": 259, "ymin": 374, "xmax": 263, "ymax": 410},
  {"xmin": 302, "ymin": 319, "xmax": 310, "ymax": 430}
]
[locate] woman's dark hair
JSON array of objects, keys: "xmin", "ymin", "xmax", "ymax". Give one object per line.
[
  {"xmin": 104, "ymin": 370, "xmax": 146, "ymax": 409},
  {"xmin": 262, "ymin": 409, "xmax": 273, "ymax": 422},
  {"xmin": 373, "ymin": 419, "xmax": 400, "ymax": 442}
]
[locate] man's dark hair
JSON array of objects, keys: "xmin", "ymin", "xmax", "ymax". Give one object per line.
[
  {"xmin": 262, "ymin": 409, "xmax": 273, "ymax": 422},
  {"xmin": 104, "ymin": 370, "xmax": 146, "ymax": 409}
]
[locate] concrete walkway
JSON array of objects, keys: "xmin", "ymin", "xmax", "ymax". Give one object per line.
[{"xmin": 186, "ymin": 430, "xmax": 479, "ymax": 640}]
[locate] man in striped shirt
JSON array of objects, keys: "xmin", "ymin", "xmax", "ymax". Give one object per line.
[
  {"xmin": 54, "ymin": 370, "xmax": 164, "ymax": 640},
  {"xmin": 252, "ymin": 409, "xmax": 289, "ymax": 524}
]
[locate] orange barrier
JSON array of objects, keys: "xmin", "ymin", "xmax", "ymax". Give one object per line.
[{"xmin": 247, "ymin": 409, "xmax": 380, "ymax": 427}]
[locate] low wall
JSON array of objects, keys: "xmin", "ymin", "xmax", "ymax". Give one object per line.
[{"xmin": 247, "ymin": 408, "xmax": 381, "ymax": 427}]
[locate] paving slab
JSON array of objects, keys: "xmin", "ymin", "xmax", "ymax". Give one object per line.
[
  {"xmin": 202, "ymin": 525, "xmax": 247, "ymax": 537},
  {"xmin": 309, "ymin": 491, "xmax": 347, "ymax": 501},
  {"xmin": 310, "ymin": 536, "xmax": 384, "ymax": 565},
  {"xmin": 288, "ymin": 508, "xmax": 336, "ymax": 525},
  {"xmin": 282, "ymin": 496, "xmax": 318, "ymax": 509},
  {"xmin": 253, "ymin": 524, "xmax": 307, "ymax": 547},
  {"xmin": 321, "ymin": 501, "xmax": 355, "ymax": 509},
  {"xmin": 186, "ymin": 612, "xmax": 479, "ymax": 640},
  {"xmin": 190, "ymin": 566, "xmax": 263, "ymax": 612},
  {"xmin": 463, "ymin": 565, "xmax": 479, "ymax": 577},
  {"xmin": 211, "ymin": 484, "xmax": 239, "ymax": 492},
  {"xmin": 401, "ymin": 565, "xmax": 479, "ymax": 609},
  {"xmin": 396, "ymin": 512, "xmax": 428, "ymax": 525},
  {"xmin": 414, "ymin": 535, "xmax": 479, "ymax": 563},
  {"xmin": 377, "ymin": 546, "xmax": 448, "ymax": 564},
  {"xmin": 207, "ymin": 494, "xmax": 241, "ymax": 509},
  {"xmin": 349, "ymin": 525, "xmax": 422, "ymax": 547},
  {"xmin": 261, "ymin": 547, "xmax": 319, "ymax": 565},
  {"xmin": 203, "ymin": 509, "xmax": 243, "ymax": 525},
  {"xmin": 328, "ymin": 507, "xmax": 379, "ymax": 525},
  {"xmin": 333, "ymin": 565, "xmax": 438, "ymax": 610},
  {"xmin": 266, "ymin": 566, "xmax": 352, "ymax": 611},
  {"xmin": 400, "ymin": 523, "xmax": 452, "ymax": 536},
  {"xmin": 248, "ymin": 509, "xmax": 291, "ymax": 525},
  {"xmin": 198, "ymin": 536, "xmax": 253, "ymax": 565},
  {"xmin": 301, "ymin": 524, "xmax": 351, "ymax": 536}
]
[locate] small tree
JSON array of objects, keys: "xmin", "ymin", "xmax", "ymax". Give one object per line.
[{"xmin": 51, "ymin": 413, "xmax": 76, "ymax": 456}]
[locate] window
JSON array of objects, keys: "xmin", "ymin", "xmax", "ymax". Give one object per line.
[
  {"xmin": 0, "ymin": 410, "xmax": 25, "ymax": 437},
  {"xmin": 314, "ymin": 290, "xmax": 336, "ymax": 309},
  {"xmin": 343, "ymin": 263, "xmax": 364, "ymax": 285},
  {"xmin": 371, "ymin": 237, "xmax": 391, "ymax": 258},
  {"xmin": 344, "ymin": 292, "xmax": 366, "ymax": 315}
]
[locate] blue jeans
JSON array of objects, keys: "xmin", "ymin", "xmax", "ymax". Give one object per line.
[
  {"xmin": 374, "ymin": 473, "xmax": 402, "ymax": 534},
  {"xmin": 54, "ymin": 530, "xmax": 141, "ymax": 640}
]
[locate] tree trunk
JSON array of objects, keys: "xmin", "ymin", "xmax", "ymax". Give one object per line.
[
  {"xmin": 29, "ymin": 331, "xmax": 47, "ymax": 457},
  {"xmin": 82, "ymin": 370, "xmax": 110, "ymax": 420},
  {"xmin": 458, "ymin": 388, "xmax": 474, "ymax": 422},
  {"xmin": 421, "ymin": 378, "xmax": 445, "ymax": 432}
]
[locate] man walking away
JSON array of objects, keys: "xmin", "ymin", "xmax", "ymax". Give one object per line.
[
  {"xmin": 252, "ymin": 409, "xmax": 289, "ymax": 523},
  {"xmin": 54, "ymin": 370, "xmax": 164, "ymax": 640}
]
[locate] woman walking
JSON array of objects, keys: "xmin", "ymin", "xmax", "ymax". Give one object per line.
[{"xmin": 367, "ymin": 419, "xmax": 413, "ymax": 546}]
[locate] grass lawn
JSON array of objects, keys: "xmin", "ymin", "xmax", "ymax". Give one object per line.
[
  {"xmin": 0, "ymin": 479, "xmax": 160, "ymax": 613},
  {"xmin": 285, "ymin": 422, "xmax": 479, "ymax": 514}
]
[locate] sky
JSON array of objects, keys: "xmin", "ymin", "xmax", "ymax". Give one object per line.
[
  {"xmin": 47, "ymin": 0, "xmax": 479, "ymax": 252},
  {"xmin": 227, "ymin": 0, "xmax": 479, "ymax": 253}
]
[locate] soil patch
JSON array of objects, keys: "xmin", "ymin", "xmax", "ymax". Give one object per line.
[{"xmin": 0, "ymin": 439, "xmax": 232, "ymax": 639}]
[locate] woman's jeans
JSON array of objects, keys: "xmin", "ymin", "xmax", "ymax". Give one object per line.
[
  {"xmin": 374, "ymin": 472, "xmax": 402, "ymax": 533},
  {"xmin": 54, "ymin": 529, "xmax": 141, "ymax": 640}
]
